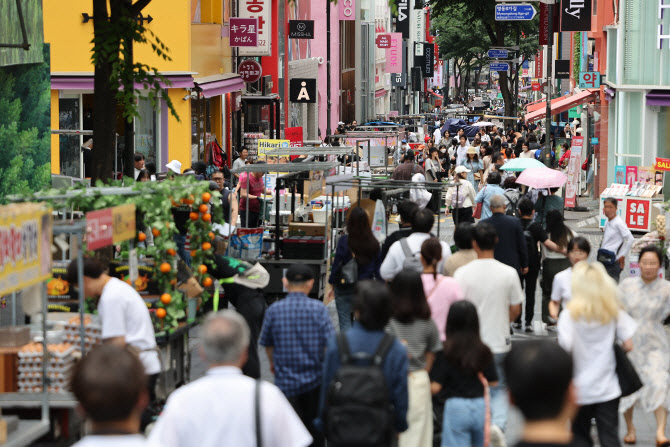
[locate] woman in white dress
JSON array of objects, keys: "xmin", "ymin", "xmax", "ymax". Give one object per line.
[{"xmin": 619, "ymin": 245, "xmax": 670, "ymax": 446}]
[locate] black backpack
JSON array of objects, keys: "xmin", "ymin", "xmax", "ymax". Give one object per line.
[
  {"xmin": 504, "ymin": 192, "xmax": 520, "ymax": 217},
  {"xmin": 522, "ymin": 220, "xmax": 540, "ymax": 267},
  {"xmin": 324, "ymin": 333, "xmax": 396, "ymax": 447}
]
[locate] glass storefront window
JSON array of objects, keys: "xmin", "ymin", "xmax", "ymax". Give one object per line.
[
  {"xmin": 623, "ymin": 0, "xmax": 670, "ymax": 85},
  {"xmin": 58, "ymin": 97, "xmax": 81, "ymax": 178},
  {"xmin": 135, "ymin": 97, "xmax": 158, "ymax": 165}
]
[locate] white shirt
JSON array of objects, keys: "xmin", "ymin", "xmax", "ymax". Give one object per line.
[
  {"xmin": 551, "ymin": 267, "xmax": 572, "ymax": 303},
  {"xmin": 148, "ymin": 366, "xmax": 312, "ymax": 447},
  {"xmin": 480, "ymin": 133, "xmax": 491, "ymax": 143},
  {"xmin": 433, "ymin": 128, "xmax": 442, "ymax": 146},
  {"xmin": 233, "ymin": 157, "xmax": 247, "ymax": 171},
  {"xmin": 519, "ymin": 150, "xmax": 534, "ymax": 159},
  {"xmin": 72, "ymin": 435, "xmax": 150, "ymax": 447},
  {"xmin": 557, "ymin": 309, "xmax": 637, "ymax": 405},
  {"xmin": 445, "ymin": 179, "xmax": 477, "ymax": 208},
  {"xmin": 602, "ymin": 215, "xmax": 635, "ymax": 259},
  {"xmin": 381, "ymin": 233, "xmax": 451, "ymax": 281},
  {"xmin": 99, "ymin": 278, "xmax": 160, "ymax": 375},
  {"xmin": 454, "ymin": 259, "xmax": 524, "ymax": 354},
  {"xmin": 134, "ymin": 168, "xmax": 141, "ymax": 181},
  {"xmin": 456, "ymin": 145, "xmax": 469, "ymax": 166}
]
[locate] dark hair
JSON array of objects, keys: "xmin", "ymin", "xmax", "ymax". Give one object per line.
[
  {"xmin": 527, "ymin": 133, "xmax": 538, "ymax": 143},
  {"xmin": 459, "ymin": 135, "xmax": 467, "ymax": 141},
  {"xmin": 451, "ymin": 138, "xmax": 458, "ymax": 146},
  {"xmin": 347, "ymin": 207, "xmax": 380, "ymax": 265},
  {"xmin": 491, "ymin": 152, "xmax": 504, "ymax": 165},
  {"xmin": 443, "ymin": 301, "xmax": 493, "ymax": 373},
  {"xmin": 354, "ymin": 281, "xmax": 392, "ymax": 330},
  {"xmin": 412, "ymin": 208, "xmax": 435, "ymax": 234},
  {"xmin": 473, "ymin": 222, "xmax": 498, "ymax": 251},
  {"xmin": 135, "ymin": 169, "xmax": 149, "ymax": 182},
  {"xmin": 546, "ymin": 210, "xmax": 570, "ymax": 248},
  {"xmin": 192, "ymin": 161, "xmax": 207, "ymax": 176},
  {"xmin": 144, "ymin": 161, "xmax": 156, "ymax": 175},
  {"xmin": 429, "ymin": 147, "xmax": 438, "ymax": 156},
  {"xmin": 70, "ymin": 345, "xmax": 147, "ymax": 423},
  {"xmin": 549, "ymin": 187, "xmax": 559, "ymax": 194},
  {"xmin": 639, "ymin": 244, "xmax": 664, "ymax": 266},
  {"xmin": 504, "ymin": 340, "xmax": 573, "ymax": 421},
  {"xmin": 604, "ymin": 197, "xmax": 618, "ymax": 208},
  {"xmin": 405, "ymin": 151, "xmax": 415, "ymax": 161},
  {"xmin": 517, "ymin": 198, "xmax": 534, "ymax": 217},
  {"xmin": 66, "ymin": 257, "xmax": 106, "ymax": 284},
  {"xmin": 487, "ymin": 171, "xmax": 501, "ymax": 185},
  {"xmin": 467, "ymin": 152, "xmax": 480, "ymax": 162},
  {"xmin": 421, "ymin": 237, "xmax": 442, "ymax": 280},
  {"xmin": 567, "ymin": 236, "xmax": 591, "ymax": 255},
  {"xmin": 370, "ymin": 187, "xmax": 384, "ymax": 202},
  {"xmin": 453, "ymin": 223, "xmax": 474, "ymax": 250},
  {"xmin": 390, "ymin": 269, "xmax": 431, "ymax": 323},
  {"xmin": 503, "ymin": 176, "xmax": 518, "ymax": 190},
  {"xmin": 562, "ymin": 142, "xmax": 570, "ymax": 151},
  {"xmin": 398, "ymin": 200, "xmax": 419, "ymax": 225},
  {"xmin": 134, "ymin": 152, "xmax": 145, "ymax": 162}
]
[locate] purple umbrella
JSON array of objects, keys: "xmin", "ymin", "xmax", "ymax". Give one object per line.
[{"xmin": 516, "ymin": 167, "xmax": 567, "ymax": 189}]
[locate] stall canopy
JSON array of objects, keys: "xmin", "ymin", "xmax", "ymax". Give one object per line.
[{"xmin": 524, "ymin": 90, "xmax": 596, "ymax": 123}]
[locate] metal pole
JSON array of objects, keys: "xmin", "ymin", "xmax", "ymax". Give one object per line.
[
  {"xmin": 41, "ymin": 281, "xmax": 48, "ymax": 420},
  {"xmin": 545, "ymin": 2, "xmax": 554, "ymax": 140},
  {"xmin": 326, "ymin": 0, "xmax": 332, "ymax": 141},
  {"xmin": 515, "ymin": 26, "xmax": 520, "ymax": 115},
  {"xmin": 77, "ymin": 233, "xmax": 86, "ymax": 355}
]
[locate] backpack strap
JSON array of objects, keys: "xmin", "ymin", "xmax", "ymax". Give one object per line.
[
  {"xmin": 372, "ymin": 333, "xmax": 395, "ymax": 366},
  {"xmin": 400, "ymin": 238, "xmax": 413, "ymax": 258},
  {"xmin": 336, "ymin": 332, "xmax": 352, "ymax": 365},
  {"xmin": 255, "ymin": 379, "xmax": 263, "ymax": 447}
]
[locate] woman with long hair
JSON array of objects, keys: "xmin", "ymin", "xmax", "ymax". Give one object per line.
[
  {"xmin": 541, "ymin": 209, "xmax": 574, "ymax": 327},
  {"xmin": 445, "ymin": 166, "xmax": 477, "ymax": 224},
  {"xmin": 431, "ymin": 301, "xmax": 498, "ymax": 447},
  {"xmin": 549, "ymin": 236, "xmax": 591, "ymax": 319},
  {"xmin": 388, "ymin": 269, "xmax": 442, "ymax": 447},
  {"xmin": 558, "ymin": 262, "xmax": 636, "ymax": 447},
  {"xmin": 328, "ymin": 207, "xmax": 381, "ymax": 330},
  {"xmin": 461, "ymin": 147, "xmax": 484, "ymax": 190}
]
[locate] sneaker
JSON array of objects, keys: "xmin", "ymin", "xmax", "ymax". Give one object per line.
[
  {"xmin": 511, "ymin": 322, "xmax": 522, "ymax": 330},
  {"xmin": 525, "ymin": 324, "xmax": 534, "ymax": 333},
  {"xmin": 490, "ymin": 424, "xmax": 507, "ymax": 447}
]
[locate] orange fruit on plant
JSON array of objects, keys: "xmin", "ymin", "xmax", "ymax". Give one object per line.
[
  {"xmin": 138, "ymin": 232, "xmax": 146, "ymax": 242},
  {"xmin": 198, "ymin": 264, "xmax": 208, "ymax": 274},
  {"xmin": 152, "ymin": 228, "xmax": 161, "ymax": 237},
  {"xmin": 190, "ymin": 250, "xmax": 197, "ymax": 257},
  {"xmin": 159, "ymin": 262, "xmax": 171, "ymax": 273},
  {"xmin": 201, "ymin": 242, "xmax": 212, "ymax": 251},
  {"xmin": 156, "ymin": 308, "xmax": 167, "ymax": 319},
  {"xmin": 170, "ymin": 278, "xmax": 177, "ymax": 286},
  {"xmin": 160, "ymin": 293, "xmax": 172, "ymax": 304},
  {"xmin": 202, "ymin": 213, "xmax": 212, "ymax": 222},
  {"xmin": 189, "ymin": 212, "xmax": 199, "ymax": 221},
  {"xmin": 199, "ymin": 204, "xmax": 209, "ymax": 213},
  {"xmin": 202, "ymin": 277, "xmax": 213, "ymax": 287},
  {"xmin": 209, "ymin": 231, "xmax": 215, "ymax": 240},
  {"xmin": 202, "ymin": 192, "xmax": 211, "ymax": 203},
  {"xmin": 184, "ymin": 195, "xmax": 195, "ymax": 205},
  {"xmin": 166, "ymin": 248, "xmax": 176, "ymax": 256}
]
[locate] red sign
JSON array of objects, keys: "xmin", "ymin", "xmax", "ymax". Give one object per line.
[
  {"xmin": 376, "ymin": 34, "xmax": 391, "ymax": 48},
  {"xmin": 285, "ymin": 127, "xmax": 303, "ymax": 161},
  {"xmin": 532, "ymin": 83, "xmax": 541, "ymax": 91},
  {"xmin": 86, "ymin": 209, "xmax": 113, "ymax": 250},
  {"xmin": 626, "ymin": 199, "xmax": 650, "ymax": 231},
  {"xmin": 238, "ymin": 60, "xmax": 262, "ymax": 83},
  {"xmin": 539, "ymin": 3, "xmax": 549, "ymax": 45},
  {"xmin": 655, "ymin": 157, "xmax": 670, "ymax": 171},
  {"xmin": 230, "ymin": 18, "xmax": 258, "ymax": 47},
  {"xmin": 535, "ymin": 50, "xmax": 543, "ymax": 79}
]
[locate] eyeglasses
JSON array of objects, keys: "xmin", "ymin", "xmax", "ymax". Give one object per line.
[{"xmin": 212, "ymin": 177, "xmax": 224, "ymax": 182}]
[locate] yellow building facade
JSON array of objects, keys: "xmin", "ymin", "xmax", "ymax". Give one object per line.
[{"xmin": 44, "ymin": 0, "xmax": 241, "ymax": 177}]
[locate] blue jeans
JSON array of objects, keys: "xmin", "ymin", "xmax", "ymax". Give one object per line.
[
  {"xmin": 441, "ymin": 397, "xmax": 485, "ymax": 447},
  {"xmin": 490, "ymin": 353, "xmax": 509, "ymax": 431},
  {"xmin": 173, "ymin": 234, "xmax": 191, "ymax": 267},
  {"xmin": 334, "ymin": 285, "xmax": 354, "ymax": 331}
]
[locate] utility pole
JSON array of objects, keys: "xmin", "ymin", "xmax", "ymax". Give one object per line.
[{"xmin": 326, "ymin": 0, "xmax": 332, "ymax": 139}]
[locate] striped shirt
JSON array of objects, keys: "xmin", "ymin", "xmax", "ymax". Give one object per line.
[{"xmin": 386, "ymin": 318, "xmax": 442, "ymax": 372}]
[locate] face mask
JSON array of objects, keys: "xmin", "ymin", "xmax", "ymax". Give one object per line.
[{"xmin": 440, "ymin": 148, "xmax": 446, "ymax": 153}]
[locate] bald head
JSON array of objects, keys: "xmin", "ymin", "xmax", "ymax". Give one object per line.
[
  {"xmin": 201, "ymin": 310, "xmax": 250, "ymax": 366},
  {"xmin": 490, "ymin": 194, "xmax": 506, "ymax": 212}
]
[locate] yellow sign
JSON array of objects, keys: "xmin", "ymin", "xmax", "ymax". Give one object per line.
[
  {"xmin": 111, "ymin": 204, "xmax": 136, "ymax": 243},
  {"xmin": 258, "ymin": 139, "xmax": 290, "ymax": 157},
  {"xmin": 0, "ymin": 203, "xmax": 53, "ymax": 295}
]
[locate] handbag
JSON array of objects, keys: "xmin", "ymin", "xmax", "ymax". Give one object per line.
[
  {"xmin": 597, "ymin": 248, "xmax": 618, "ymax": 266},
  {"xmin": 473, "ymin": 186, "xmax": 486, "ymax": 219},
  {"xmin": 337, "ymin": 257, "xmax": 358, "ymax": 287},
  {"xmin": 614, "ymin": 343, "xmax": 643, "ymax": 397}
]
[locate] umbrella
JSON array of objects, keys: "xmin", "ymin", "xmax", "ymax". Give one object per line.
[
  {"xmin": 500, "ymin": 158, "xmax": 546, "ymax": 172},
  {"xmin": 516, "ymin": 167, "xmax": 567, "ymax": 189},
  {"xmin": 472, "ymin": 121, "xmax": 494, "ymax": 127}
]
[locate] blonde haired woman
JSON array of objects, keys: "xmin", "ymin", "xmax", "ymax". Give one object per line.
[{"xmin": 557, "ymin": 261, "xmax": 637, "ymax": 447}]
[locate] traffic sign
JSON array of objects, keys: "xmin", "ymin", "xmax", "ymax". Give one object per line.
[
  {"xmin": 489, "ymin": 62, "xmax": 510, "ymax": 72},
  {"xmin": 495, "ymin": 4, "xmax": 537, "ymax": 21},
  {"xmin": 487, "ymin": 49, "xmax": 508, "ymax": 58}
]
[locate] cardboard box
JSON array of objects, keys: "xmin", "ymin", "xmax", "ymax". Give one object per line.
[
  {"xmin": 0, "ymin": 327, "xmax": 30, "ymax": 348},
  {"xmin": 288, "ymin": 222, "xmax": 326, "ymax": 237}
]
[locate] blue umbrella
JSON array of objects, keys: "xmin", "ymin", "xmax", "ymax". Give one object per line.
[{"xmin": 499, "ymin": 158, "xmax": 546, "ymax": 172}]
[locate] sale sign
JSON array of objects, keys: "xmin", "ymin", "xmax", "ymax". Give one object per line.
[
  {"xmin": 626, "ymin": 199, "xmax": 650, "ymax": 231},
  {"xmin": 565, "ymin": 136, "xmax": 583, "ymax": 208},
  {"xmin": 385, "ymin": 33, "xmax": 403, "ymax": 73},
  {"xmin": 655, "ymin": 157, "xmax": 670, "ymax": 171}
]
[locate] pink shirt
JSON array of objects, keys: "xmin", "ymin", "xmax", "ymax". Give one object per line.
[
  {"xmin": 239, "ymin": 172, "xmax": 265, "ymax": 212},
  {"xmin": 421, "ymin": 273, "xmax": 464, "ymax": 342}
]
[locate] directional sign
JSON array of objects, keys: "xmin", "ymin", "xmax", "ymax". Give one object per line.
[
  {"xmin": 489, "ymin": 62, "xmax": 510, "ymax": 72},
  {"xmin": 487, "ymin": 49, "xmax": 508, "ymax": 58},
  {"xmin": 495, "ymin": 4, "xmax": 537, "ymax": 21}
]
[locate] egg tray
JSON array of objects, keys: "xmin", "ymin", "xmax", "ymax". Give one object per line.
[
  {"xmin": 64, "ymin": 323, "xmax": 102, "ymax": 336},
  {"xmin": 18, "ymin": 376, "xmax": 69, "ymax": 388},
  {"xmin": 18, "ymin": 385, "xmax": 68, "ymax": 394},
  {"xmin": 18, "ymin": 360, "xmax": 74, "ymax": 374},
  {"xmin": 18, "ymin": 344, "xmax": 75, "ymax": 359}
]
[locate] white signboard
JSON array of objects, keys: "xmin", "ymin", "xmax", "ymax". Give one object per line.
[
  {"xmin": 238, "ymin": 0, "xmax": 271, "ymax": 57},
  {"xmin": 413, "ymin": 9, "xmax": 425, "ymax": 56}
]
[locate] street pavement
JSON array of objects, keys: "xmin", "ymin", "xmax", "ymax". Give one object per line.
[{"xmin": 188, "ymin": 195, "xmax": 660, "ymax": 446}]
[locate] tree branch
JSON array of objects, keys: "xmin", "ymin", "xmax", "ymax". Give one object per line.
[{"xmin": 131, "ymin": 0, "xmax": 152, "ymax": 15}]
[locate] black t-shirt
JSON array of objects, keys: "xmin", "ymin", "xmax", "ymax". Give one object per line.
[
  {"xmin": 520, "ymin": 218, "xmax": 548, "ymax": 269},
  {"xmin": 429, "ymin": 351, "xmax": 498, "ymax": 400},
  {"xmin": 515, "ymin": 443, "xmax": 572, "ymax": 447},
  {"xmin": 381, "ymin": 228, "xmax": 413, "ymax": 260}
]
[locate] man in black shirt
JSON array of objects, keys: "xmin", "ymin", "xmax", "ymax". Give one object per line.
[
  {"xmin": 504, "ymin": 340, "xmax": 577, "ymax": 447},
  {"xmin": 381, "ymin": 200, "xmax": 418, "ymax": 260},
  {"xmin": 481, "ymin": 194, "xmax": 528, "ymax": 275}
]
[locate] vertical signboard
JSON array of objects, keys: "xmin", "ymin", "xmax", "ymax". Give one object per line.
[
  {"xmin": 535, "ymin": 50, "xmax": 543, "ymax": 79},
  {"xmin": 423, "ymin": 43, "xmax": 434, "ymax": 77},
  {"xmin": 561, "ymin": 0, "xmax": 592, "ymax": 31},
  {"xmin": 394, "ymin": 0, "xmax": 409, "ymax": 38},
  {"xmin": 238, "ymin": 0, "xmax": 271, "ymax": 56},
  {"xmin": 340, "ymin": 0, "xmax": 355, "ymax": 20},
  {"xmin": 565, "ymin": 136, "xmax": 583, "ymax": 208},
  {"xmin": 386, "ymin": 32, "xmax": 403, "ymax": 73},
  {"xmin": 413, "ymin": 9, "xmax": 425, "ymax": 56}
]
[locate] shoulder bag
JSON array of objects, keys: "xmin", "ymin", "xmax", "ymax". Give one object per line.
[
  {"xmin": 614, "ymin": 343, "xmax": 643, "ymax": 397},
  {"xmin": 473, "ymin": 186, "xmax": 486, "ymax": 219},
  {"xmin": 337, "ymin": 256, "xmax": 358, "ymax": 287}
]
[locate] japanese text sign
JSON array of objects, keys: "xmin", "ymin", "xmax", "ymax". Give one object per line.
[
  {"xmin": 579, "ymin": 72, "xmax": 601, "ymax": 89},
  {"xmin": 230, "ymin": 18, "xmax": 258, "ymax": 47},
  {"xmin": 238, "ymin": 0, "xmax": 271, "ymax": 56}
]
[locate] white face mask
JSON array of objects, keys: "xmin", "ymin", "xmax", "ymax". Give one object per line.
[{"xmin": 440, "ymin": 148, "xmax": 447, "ymax": 153}]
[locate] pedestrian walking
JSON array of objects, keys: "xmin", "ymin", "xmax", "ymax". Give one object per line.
[
  {"xmin": 461, "ymin": 147, "xmax": 483, "ymax": 190},
  {"xmin": 445, "ymin": 166, "xmax": 477, "ymax": 224},
  {"xmin": 420, "ymin": 237, "xmax": 464, "ymax": 342},
  {"xmin": 619, "ymin": 245, "xmax": 670, "ymax": 446},
  {"xmin": 534, "ymin": 188, "xmax": 564, "ymax": 229},
  {"xmin": 482, "ymin": 195, "xmax": 529, "ymax": 275},
  {"xmin": 600, "ymin": 197, "xmax": 635, "ymax": 281},
  {"xmin": 150, "ymin": 310, "xmax": 311, "ymax": 447},
  {"xmin": 387, "ymin": 269, "xmax": 443, "ymax": 447},
  {"xmin": 382, "ymin": 200, "xmax": 418, "ymax": 260},
  {"xmin": 232, "ymin": 147, "xmax": 248, "ymax": 185},
  {"xmin": 548, "ymin": 236, "xmax": 591, "ymax": 320},
  {"xmin": 443, "ymin": 223, "xmax": 478, "ymax": 277},
  {"xmin": 259, "ymin": 265, "xmax": 335, "ymax": 447},
  {"xmin": 454, "ymin": 222, "xmax": 524, "ymax": 442},
  {"xmin": 541, "ymin": 210, "xmax": 575, "ymax": 327},
  {"xmin": 392, "ymin": 150, "xmax": 424, "ymax": 181},
  {"xmin": 557, "ymin": 262, "xmax": 637, "ymax": 447},
  {"xmin": 430, "ymin": 301, "xmax": 498, "ymax": 447},
  {"xmin": 518, "ymin": 141, "xmax": 534, "ymax": 159},
  {"xmin": 474, "ymin": 171, "xmax": 504, "ymax": 220},
  {"xmin": 328, "ymin": 207, "xmax": 382, "ymax": 331},
  {"xmin": 425, "ymin": 148, "xmax": 443, "ymax": 213},
  {"xmin": 502, "ymin": 176, "xmax": 522, "ymax": 217},
  {"xmin": 455, "ymin": 135, "xmax": 469, "ymax": 166}
]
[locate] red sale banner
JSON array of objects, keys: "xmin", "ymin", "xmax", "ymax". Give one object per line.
[{"xmin": 626, "ymin": 198, "xmax": 650, "ymax": 231}]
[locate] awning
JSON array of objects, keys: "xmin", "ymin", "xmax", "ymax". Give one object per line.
[
  {"xmin": 427, "ymin": 89, "xmax": 443, "ymax": 99},
  {"xmin": 646, "ymin": 90, "xmax": 670, "ymax": 107},
  {"xmin": 51, "ymin": 74, "xmax": 195, "ymax": 90},
  {"xmin": 194, "ymin": 73, "xmax": 244, "ymax": 98},
  {"xmin": 524, "ymin": 90, "xmax": 596, "ymax": 123},
  {"xmin": 375, "ymin": 88, "xmax": 387, "ymax": 98}
]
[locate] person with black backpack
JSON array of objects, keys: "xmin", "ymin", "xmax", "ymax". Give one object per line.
[
  {"xmin": 502, "ymin": 176, "xmax": 522, "ymax": 218},
  {"xmin": 318, "ymin": 281, "xmax": 409, "ymax": 447}
]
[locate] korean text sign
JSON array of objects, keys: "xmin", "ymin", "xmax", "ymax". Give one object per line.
[
  {"xmin": 238, "ymin": 0, "xmax": 271, "ymax": 56},
  {"xmin": 579, "ymin": 72, "xmax": 600, "ymax": 89}
]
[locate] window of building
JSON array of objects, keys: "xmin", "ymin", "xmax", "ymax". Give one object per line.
[
  {"xmin": 135, "ymin": 97, "xmax": 159, "ymax": 166},
  {"xmin": 623, "ymin": 0, "xmax": 670, "ymax": 85}
]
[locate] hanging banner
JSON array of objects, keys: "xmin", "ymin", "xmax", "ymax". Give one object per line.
[
  {"xmin": 394, "ymin": 0, "xmax": 409, "ymax": 38},
  {"xmin": 285, "ymin": 127, "xmax": 303, "ymax": 147},
  {"xmin": 386, "ymin": 32, "xmax": 403, "ymax": 73},
  {"xmin": 423, "ymin": 43, "xmax": 434, "ymax": 77},
  {"xmin": 413, "ymin": 9, "xmax": 425, "ymax": 56},
  {"xmin": 565, "ymin": 136, "xmax": 583, "ymax": 208},
  {"xmin": 340, "ymin": 0, "xmax": 355, "ymax": 20},
  {"xmin": 561, "ymin": 0, "xmax": 592, "ymax": 32},
  {"xmin": 432, "ymin": 60, "xmax": 443, "ymax": 86},
  {"xmin": 238, "ymin": 0, "xmax": 271, "ymax": 56},
  {"xmin": 535, "ymin": 50, "xmax": 543, "ymax": 79}
]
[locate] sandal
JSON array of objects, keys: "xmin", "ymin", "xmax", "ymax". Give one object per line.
[
  {"xmin": 656, "ymin": 440, "xmax": 670, "ymax": 447},
  {"xmin": 623, "ymin": 434, "xmax": 636, "ymax": 445}
]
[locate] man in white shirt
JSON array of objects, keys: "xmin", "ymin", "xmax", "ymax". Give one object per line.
[
  {"xmin": 455, "ymin": 135, "xmax": 470, "ymax": 166},
  {"xmin": 149, "ymin": 310, "xmax": 312, "ymax": 447},
  {"xmin": 454, "ymin": 222, "xmax": 523, "ymax": 439},
  {"xmin": 232, "ymin": 147, "xmax": 249, "ymax": 185},
  {"xmin": 601, "ymin": 197, "xmax": 635, "ymax": 281},
  {"xmin": 479, "ymin": 127, "xmax": 491, "ymax": 143},
  {"xmin": 134, "ymin": 153, "xmax": 145, "ymax": 181},
  {"xmin": 433, "ymin": 126, "xmax": 442, "ymax": 146},
  {"xmin": 70, "ymin": 345, "xmax": 150, "ymax": 447},
  {"xmin": 380, "ymin": 208, "xmax": 451, "ymax": 280}
]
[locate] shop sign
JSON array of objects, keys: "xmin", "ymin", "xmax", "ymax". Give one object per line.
[
  {"xmin": 285, "ymin": 127, "xmax": 303, "ymax": 148},
  {"xmin": 655, "ymin": 157, "xmax": 670, "ymax": 171},
  {"xmin": 340, "ymin": 0, "xmax": 355, "ymax": 20},
  {"xmin": 258, "ymin": 139, "xmax": 289, "ymax": 157},
  {"xmin": 555, "ymin": 60, "xmax": 570, "ymax": 79},
  {"xmin": 239, "ymin": 60, "xmax": 263, "ymax": 83},
  {"xmin": 385, "ymin": 33, "xmax": 403, "ymax": 73},
  {"xmin": 626, "ymin": 199, "xmax": 650, "ymax": 231},
  {"xmin": 535, "ymin": 50, "xmax": 543, "ymax": 78},
  {"xmin": 238, "ymin": 0, "xmax": 271, "ymax": 57},
  {"xmin": 565, "ymin": 136, "xmax": 583, "ymax": 208},
  {"xmin": 376, "ymin": 34, "xmax": 391, "ymax": 48},
  {"xmin": 391, "ymin": 73, "xmax": 406, "ymax": 88},
  {"xmin": 394, "ymin": 0, "xmax": 409, "ymax": 38},
  {"xmin": 111, "ymin": 204, "xmax": 136, "ymax": 244},
  {"xmin": 413, "ymin": 9, "xmax": 425, "ymax": 56},
  {"xmin": 289, "ymin": 79, "xmax": 317, "ymax": 103},
  {"xmin": 288, "ymin": 20, "xmax": 314, "ymax": 39},
  {"xmin": 423, "ymin": 43, "xmax": 434, "ymax": 77},
  {"xmin": 86, "ymin": 204, "xmax": 136, "ymax": 251},
  {"xmin": 0, "ymin": 203, "xmax": 52, "ymax": 295},
  {"xmin": 579, "ymin": 71, "xmax": 600, "ymax": 88},
  {"xmin": 532, "ymin": 83, "xmax": 541, "ymax": 91},
  {"xmin": 561, "ymin": 0, "xmax": 592, "ymax": 32},
  {"xmin": 229, "ymin": 18, "xmax": 258, "ymax": 47}
]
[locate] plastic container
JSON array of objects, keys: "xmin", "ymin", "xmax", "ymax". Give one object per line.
[{"xmin": 282, "ymin": 236, "xmax": 326, "ymax": 260}]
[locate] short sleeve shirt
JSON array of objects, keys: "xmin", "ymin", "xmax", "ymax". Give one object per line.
[
  {"xmin": 238, "ymin": 172, "xmax": 265, "ymax": 212},
  {"xmin": 386, "ymin": 318, "xmax": 442, "ymax": 372},
  {"xmin": 429, "ymin": 352, "xmax": 498, "ymax": 399}
]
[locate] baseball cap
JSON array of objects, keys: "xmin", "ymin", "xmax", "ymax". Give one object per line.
[
  {"xmin": 285, "ymin": 264, "xmax": 314, "ymax": 282},
  {"xmin": 402, "ymin": 139, "xmax": 407, "ymax": 143},
  {"xmin": 502, "ymin": 142, "xmax": 509, "ymax": 147},
  {"xmin": 454, "ymin": 166, "xmax": 471, "ymax": 174}
]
